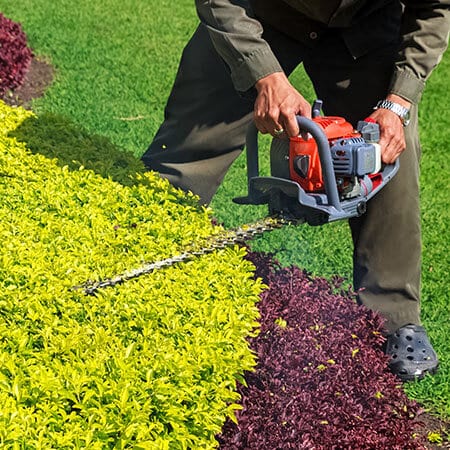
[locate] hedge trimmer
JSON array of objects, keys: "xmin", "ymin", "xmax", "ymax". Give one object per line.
[{"xmin": 75, "ymin": 100, "xmax": 398, "ymax": 295}]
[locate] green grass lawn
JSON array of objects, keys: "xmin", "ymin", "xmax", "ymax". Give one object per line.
[{"xmin": 1, "ymin": 0, "xmax": 449, "ymax": 422}]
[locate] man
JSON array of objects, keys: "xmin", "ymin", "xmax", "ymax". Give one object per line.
[{"xmin": 142, "ymin": 0, "xmax": 450, "ymax": 381}]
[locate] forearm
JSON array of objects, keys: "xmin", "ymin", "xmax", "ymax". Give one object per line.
[
  {"xmin": 195, "ymin": 0, "xmax": 283, "ymax": 91},
  {"xmin": 389, "ymin": 0, "xmax": 450, "ymax": 103}
]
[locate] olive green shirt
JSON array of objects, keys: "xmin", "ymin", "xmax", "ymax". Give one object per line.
[{"xmin": 195, "ymin": 0, "xmax": 450, "ymax": 103}]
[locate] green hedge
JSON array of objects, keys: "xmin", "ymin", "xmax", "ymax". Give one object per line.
[{"xmin": 0, "ymin": 101, "xmax": 262, "ymax": 448}]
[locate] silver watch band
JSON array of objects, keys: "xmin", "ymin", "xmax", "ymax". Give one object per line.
[{"xmin": 374, "ymin": 99, "xmax": 410, "ymax": 127}]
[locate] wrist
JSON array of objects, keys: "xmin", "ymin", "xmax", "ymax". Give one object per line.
[
  {"xmin": 255, "ymin": 71, "xmax": 286, "ymax": 92},
  {"xmin": 374, "ymin": 96, "xmax": 411, "ymax": 127},
  {"xmin": 386, "ymin": 93, "xmax": 411, "ymax": 110}
]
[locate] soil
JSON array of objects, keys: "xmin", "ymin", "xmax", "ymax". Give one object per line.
[
  {"xmin": 1, "ymin": 54, "xmax": 449, "ymax": 450},
  {"xmin": 415, "ymin": 412, "xmax": 450, "ymax": 449},
  {"xmin": 2, "ymin": 56, "xmax": 54, "ymax": 109}
]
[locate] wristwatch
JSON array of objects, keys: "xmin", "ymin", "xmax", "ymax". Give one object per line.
[{"xmin": 374, "ymin": 99, "xmax": 411, "ymax": 127}]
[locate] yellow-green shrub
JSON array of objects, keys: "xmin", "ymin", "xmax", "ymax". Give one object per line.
[{"xmin": 0, "ymin": 101, "xmax": 262, "ymax": 448}]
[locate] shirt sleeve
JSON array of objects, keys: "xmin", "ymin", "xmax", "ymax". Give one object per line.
[
  {"xmin": 389, "ymin": 0, "xmax": 450, "ymax": 104},
  {"xmin": 195, "ymin": 0, "xmax": 283, "ymax": 92}
]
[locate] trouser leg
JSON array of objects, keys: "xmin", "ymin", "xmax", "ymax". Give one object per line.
[
  {"xmin": 303, "ymin": 38, "xmax": 421, "ymax": 333},
  {"xmin": 142, "ymin": 24, "xmax": 304, "ymax": 204},
  {"xmin": 141, "ymin": 25, "xmax": 253, "ymax": 205},
  {"xmin": 351, "ymin": 113, "xmax": 422, "ymax": 333}
]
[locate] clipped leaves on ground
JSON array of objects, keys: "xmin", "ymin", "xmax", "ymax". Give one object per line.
[
  {"xmin": 0, "ymin": 14, "xmax": 33, "ymax": 95},
  {"xmin": 218, "ymin": 252, "xmax": 426, "ymax": 450},
  {"xmin": 0, "ymin": 101, "xmax": 262, "ymax": 448}
]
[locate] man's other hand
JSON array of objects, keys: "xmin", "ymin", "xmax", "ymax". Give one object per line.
[{"xmin": 368, "ymin": 94, "xmax": 411, "ymax": 164}]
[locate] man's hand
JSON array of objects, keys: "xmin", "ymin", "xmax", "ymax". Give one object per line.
[
  {"xmin": 254, "ymin": 72, "xmax": 311, "ymax": 138},
  {"xmin": 368, "ymin": 94, "xmax": 411, "ymax": 164}
]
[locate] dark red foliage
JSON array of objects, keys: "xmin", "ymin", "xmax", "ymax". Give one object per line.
[
  {"xmin": 218, "ymin": 252, "xmax": 426, "ymax": 450},
  {"xmin": 0, "ymin": 13, "xmax": 33, "ymax": 96}
]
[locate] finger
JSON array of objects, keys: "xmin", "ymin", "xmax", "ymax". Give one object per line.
[
  {"xmin": 299, "ymin": 101, "xmax": 312, "ymax": 120},
  {"xmin": 266, "ymin": 107, "xmax": 285, "ymax": 136},
  {"xmin": 281, "ymin": 101, "xmax": 312, "ymax": 137},
  {"xmin": 254, "ymin": 105, "xmax": 283, "ymax": 136},
  {"xmin": 382, "ymin": 150, "xmax": 395, "ymax": 165},
  {"xmin": 380, "ymin": 137, "xmax": 395, "ymax": 164},
  {"xmin": 253, "ymin": 111, "xmax": 270, "ymax": 134},
  {"xmin": 255, "ymin": 119, "xmax": 285, "ymax": 137},
  {"xmin": 255, "ymin": 115, "xmax": 286, "ymax": 136},
  {"xmin": 383, "ymin": 151, "xmax": 400, "ymax": 165},
  {"xmin": 267, "ymin": 121, "xmax": 286, "ymax": 138},
  {"xmin": 381, "ymin": 140, "xmax": 402, "ymax": 164},
  {"xmin": 254, "ymin": 119, "xmax": 270, "ymax": 134},
  {"xmin": 380, "ymin": 132, "xmax": 405, "ymax": 164},
  {"xmin": 283, "ymin": 114, "xmax": 300, "ymax": 137}
]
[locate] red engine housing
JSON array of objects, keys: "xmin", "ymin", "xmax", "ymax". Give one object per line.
[{"xmin": 289, "ymin": 116, "xmax": 359, "ymax": 192}]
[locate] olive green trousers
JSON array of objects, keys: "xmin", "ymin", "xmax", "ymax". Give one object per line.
[{"xmin": 142, "ymin": 24, "xmax": 422, "ymax": 333}]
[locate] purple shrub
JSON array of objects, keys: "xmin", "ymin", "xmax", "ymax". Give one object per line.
[
  {"xmin": 218, "ymin": 252, "xmax": 425, "ymax": 450},
  {"xmin": 0, "ymin": 13, "xmax": 33, "ymax": 96}
]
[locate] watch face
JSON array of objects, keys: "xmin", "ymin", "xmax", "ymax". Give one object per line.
[{"xmin": 400, "ymin": 109, "xmax": 410, "ymax": 126}]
